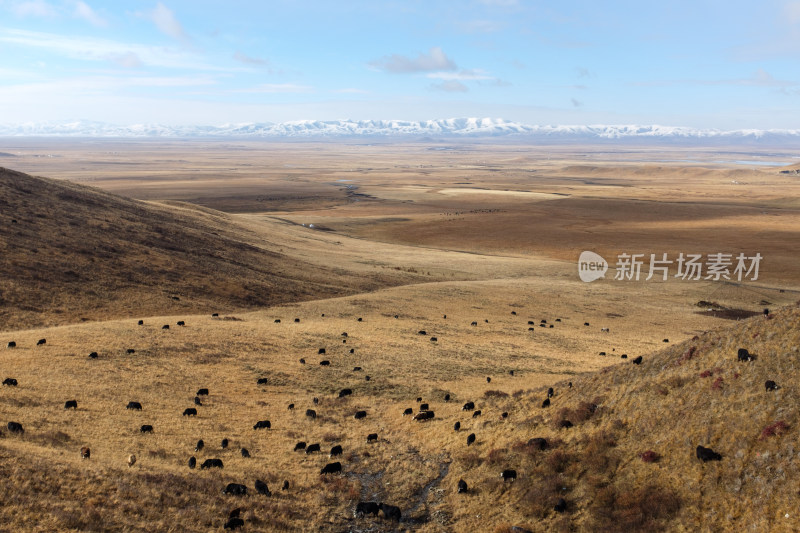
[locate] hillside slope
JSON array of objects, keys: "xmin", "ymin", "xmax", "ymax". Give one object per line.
[
  {"xmin": 0, "ymin": 167, "xmax": 401, "ymax": 331},
  {"xmin": 0, "ymin": 283, "xmax": 796, "ymax": 531}
]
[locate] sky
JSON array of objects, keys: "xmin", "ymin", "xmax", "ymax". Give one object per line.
[{"xmin": 0, "ymin": 0, "xmax": 799, "ymax": 129}]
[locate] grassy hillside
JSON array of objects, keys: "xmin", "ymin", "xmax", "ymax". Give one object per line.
[
  {"xmin": 0, "ymin": 285, "xmax": 797, "ymax": 532},
  {"xmin": 0, "ymin": 167, "xmax": 411, "ymax": 331}
]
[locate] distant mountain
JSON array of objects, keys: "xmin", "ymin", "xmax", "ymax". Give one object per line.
[{"xmin": 1, "ymin": 118, "xmax": 799, "ymax": 143}]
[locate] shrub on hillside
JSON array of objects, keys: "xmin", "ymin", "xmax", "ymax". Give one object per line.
[
  {"xmin": 760, "ymin": 420, "xmax": 789, "ymax": 440},
  {"xmin": 588, "ymin": 483, "xmax": 681, "ymax": 532},
  {"xmin": 640, "ymin": 450, "xmax": 660, "ymax": 463}
]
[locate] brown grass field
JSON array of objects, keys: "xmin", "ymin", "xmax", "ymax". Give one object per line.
[{"xmin": 0, "ymin": 139, "xmax": 799, "ymax": 531}]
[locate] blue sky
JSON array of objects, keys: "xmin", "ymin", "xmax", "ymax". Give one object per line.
[{"xmin": 0, "ymin": 0, "xmax": 798, "ymax": 128}]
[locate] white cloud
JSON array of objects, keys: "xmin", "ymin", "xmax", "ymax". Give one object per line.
[
  {"xmin": 430, "ymin": 80, "xmax": 468, "ymax": 92},
  {"xmin": 237, "ymin": 83, "xmax": 314, "ymax": 93},
  {"xmin": 457, "ymin": 19, "xmax": 504, "ymax": 33},
  {"xmin": 786, "ymin": 1, "xmax": 800, "ymax": 24},
  {"xmin": 107, "ymin": 51, "xmax": 143, "ymax": 68},
  {"xmin": 427, "ymin": 69, "xmax": 493, "ymax": 81},
  {"xmin": 233, "ymin": 51, "xmax": 268, "ymax": 66},
  {"xmin": 11, "ymin": 0, "xmax": 57, "ymax": 18},
  {"xmin": 632, "ymin": 69, "xmax": 796, "ymax": 89},
  {"xmin": 370, "ymin": 46, "xmax": 457, "ymax": 73},
  {"xmin": 335, "ymin": 88, "xmax": 369, "ymax": 94},
  {"xmin": 73, "ymin": 1, "xmax": 107, "ymax": 27},
  {"xmin": 0, "ymin": 28, "xmax": 223, "ymax": 71},
  {"xmin": 150, "ymin": 2, "xmax": 189, "ymax": 43}
]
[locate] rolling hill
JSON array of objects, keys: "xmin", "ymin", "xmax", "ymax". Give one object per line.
[
  {"xmin": 0, "ymin": 167, "xmax": 404, "ymax": 331},
  {"xmin": 0, "ymin": 282, "xmax": 796, "ymax": 531}
]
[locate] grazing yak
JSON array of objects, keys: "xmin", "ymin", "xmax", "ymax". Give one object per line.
[
  {"xmin": 696, "ymin": 445, "xmax": 722, "ymax": 462},
  {"xmin": 305, "ymin": 443, "xmax": 321, "ymax": 454},
  {"xmin": 542, "ymin": 398, "xmax": 551, "ymax": 408},
  {"xmin": 355, "ymin": 501, "xmax": 380, "ymax": 517},
  {"xmin": 37, "ymin": 338, "xmax": 46, "ymax": 346},
  {"xmin": 354, "ymin": 410, "xmax": 367, "ymax": 420},
  {"xmin": 330, "ymin": 445, "xmax": 343, "ymax": 457},
  {"xmin": 319, "ymin": 360, "xmax": 330, "ymax": 366},
  {"xmin": 240, "ymin": 448, "xmax": 250, "ymax": 458},
  {"xmin": 221, "ymin": 438, "xmax": 229, "ymax": 449},
  {"xmin": 257, "ymin": 377, "xmax": 268, "ymax": 385},
  {"xmin": 380, "ymin": 503, "xmax": 401, "ymax": 521},
  {"xmin": 195, "ymin": 439, "xmax": 204, "ymax": 452},
  {"xmin": 188, "ymin": 456, "xmax": 197, "ymax": 469},
  {"xmin": 559, "ymin": 420, "xmax": 574, "ymax": 429},
  {"xmin": 737, "ymin": 348, "xmax": 753, "ymax": 362},
  {"xmin": 126, "ymin": 349, "xmax": 135, "ymax": 354},
  {"xmin": 182, "ymin": 408, "xmax": 197, "ymax": 417},
  {"xmin": 3, "ymin": 378, "xmax": 18, "ymax": 387},
  {"xmin": 7, "ymin": 341, "xmax": 16, "ymax": 348},
  {"xmin": 196, "ymin": 388, "xmax": 209, "ymax": 396},
  {"xmin": 200, "ymin": 458, "xmax": 223, "ymax": 469},
  {"xmin": 194, "ymin": 396, "xmax": 202, "ymax": 406},
  {"xmin": 177, "ymin": 321, "xmax": 185, "ymax": 326},
  {"xmin": 500, "ymin": 469, "xmax": 517, "ymax": 482},
  {"xmin": 547, "ymin": 387, "xmax": 554, "ymax": 398},
  {"xmin": 339, "ymin": 388, "xmax": 353, "ymax": 398},
  {"xmin": 223, "ymin": 517, "xmax": 244, "ymax": 530},
  {"xmin": 321, "ymin": 462, "xmax": 342, "ymax": 475},
  {"xmin": 253, "ymin": 420, "xmax": 271, "ymax": 430},
  {"xmin": 466, "ymin": 433, "xmax": 476, "ymax": 446},
  {"xmin": 472, "ymin": 410, "xmax": 482, "ymax": 418},
  {"xmin": 305, "ymin": 409, "xmax": 317, "ymax": 419},
  {"xmin": 632, "ymin": 356, "xmax": 643, "ymax": 365},
  {"xmin": 294, "ymin": 441, "xmax": 307, "ymax": 451},
  {"xmin": 366, "ymin": 433, "xmax": 378, "ymax": 443},
  {"xmin": 528, "ymin": 437, "xmax": 548, "ymax": 450},
  {"xmin": 126, "ymin": 401, "xmax": 142, "ymax": 410},
  {"xmin": 288, "ymin": 403, "xmax": 295, "ymax": 410},
  {"xmin": 254, "ymin": 480, "xmax": 270, "ymax": 495},
  {"xmin": 80, "ymin": 447, "xmax": 90, "ymax": 459},
  {"xmin": 454, "ymin": 422, "xmax": 461, "ymax": 431},
  {"xmin": 223, "ymin": 483, "xmax": 248, "ymax": 496},
  {"xmin": 554, "ymin": 498, "xmax": 567, "ymax": 513},
  {"xmin": 140, "ymin": 425, "xmax": 153, "ymax": 433},
  {"xmin": 414, "ymin": 411, "xmax": 435, "ymax": 421},
  {"xmin": 7, "ymin": 421, "xmax": 23, "ymax": 433},
  {"xmin": 444, "ymin": 393, "xmax": 450, "ymax": 402},
  {"xmin": 88, "ymin": 352, "xmax": 98, "ymax": 359},
  {"xmin": 162, "ymin": 325, "xmax": 169, "ymax": 330},
  {"xmin": 457, "ymin": 479, "xmax": 468, "ymax": 493},
  {"xmin": 282, "ymin": 480, "xmax": 290, "ymax": 491},
  {"xmin": 765, "ymin": 380, "xmax": 779, "ymax": 391},
  {"xmin": 462, "ymin": 401, "xmax": 475, "ymax": 411},
  {"xmin": 420, "ymin": 403, "xmax": 429, "ymax": 411},
  {"xmin": 64, "ymin": 400, "xmax": 78, "ymax": 410}
]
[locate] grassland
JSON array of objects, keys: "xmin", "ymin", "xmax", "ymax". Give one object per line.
[{"xmin": 0, "ymin": 139, "xmax": 798, "ymax": 531}]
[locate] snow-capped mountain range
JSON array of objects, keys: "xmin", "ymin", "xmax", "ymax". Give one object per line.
[{"xmin": 1, "ymin": 118, "xmax": 798, "ymax": 142}]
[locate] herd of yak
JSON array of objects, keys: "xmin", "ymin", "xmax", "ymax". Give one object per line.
[{"xmin": 0, "ymin": 308, "xmax": 779, "ymax": 529}]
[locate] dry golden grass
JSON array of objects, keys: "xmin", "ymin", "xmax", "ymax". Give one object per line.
[{"xmin": 1, "ymin": 141, "xmax": 799, "ymax": 531}]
